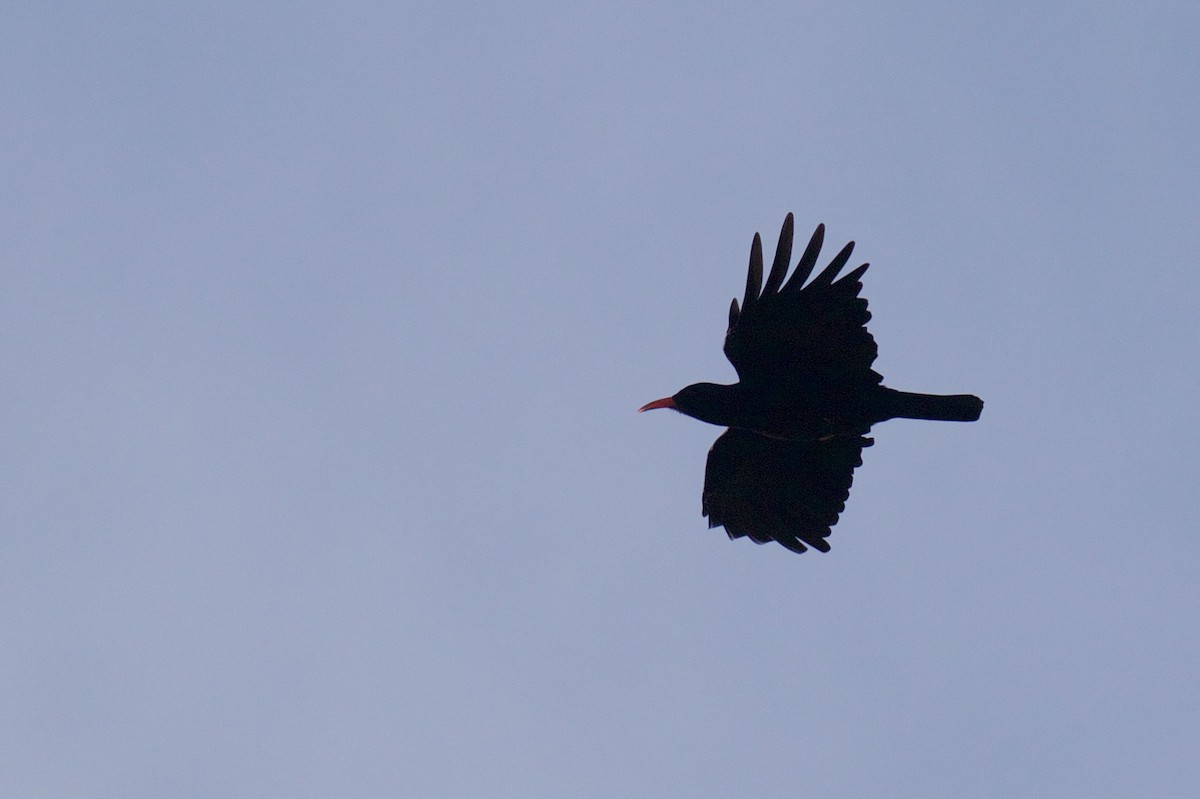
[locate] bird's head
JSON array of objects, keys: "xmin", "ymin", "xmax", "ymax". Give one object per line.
[{"xmin": 638, "ymin": 382, "xmax": 741, "ymax": 427}]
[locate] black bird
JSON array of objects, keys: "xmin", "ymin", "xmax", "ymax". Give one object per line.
[{"xmin": 639, "ymin": 214, "xmax": 982, "ymax": 554}]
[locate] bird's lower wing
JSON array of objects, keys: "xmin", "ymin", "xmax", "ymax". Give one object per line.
[{"xmin": 702, "ymin": 429, "xmax": 871, "ymax": 554}]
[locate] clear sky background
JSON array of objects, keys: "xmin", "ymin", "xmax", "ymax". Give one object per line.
[{"xmin": 3, "ymin": 3, "xmax": 1197, "ymax": 797}]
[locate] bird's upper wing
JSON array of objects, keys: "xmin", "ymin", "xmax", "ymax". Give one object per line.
[
  {"xmin": 702, "ymin": 428, "xmax": 872, "ymax": 554},
  {"xmin": 723, "ymin": 214, "xmax": 881, "ymax": 390}
]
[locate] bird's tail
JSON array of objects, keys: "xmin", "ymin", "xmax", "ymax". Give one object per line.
[{"xmin": 877, "ymin": 388, "xmax": 983, "ymax": 423}]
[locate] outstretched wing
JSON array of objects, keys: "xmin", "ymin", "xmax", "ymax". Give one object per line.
[
  {"xmin": 724, "ymin": 214, "xmax": 881, "ymax": 390},
  {"xmin": 702, "ymin": 428, "xmax": 872, "ymax": 554}
]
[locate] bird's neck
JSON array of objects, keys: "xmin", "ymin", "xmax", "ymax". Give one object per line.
[{"xmin": 679, "ymin": 382, "xmax": 746, "ymax": 427}]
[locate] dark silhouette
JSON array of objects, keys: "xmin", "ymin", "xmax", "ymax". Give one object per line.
[{"xmin": 640, "ymin": 214, "xmax": 982, "ymax": 554}]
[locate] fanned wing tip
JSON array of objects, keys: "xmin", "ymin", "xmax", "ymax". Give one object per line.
[
  {"xmin": 728, "ymin": 297, "xmax": 740, "ymax": 330},
  {"xmin": 776, "ymin": 537, "xmax": 810, "ymax": 554},
  {"xmin": 743, "ymin": 232, "xmax": 763, "ymax": 309},
  {"xmin": 783, "ymin": 223, "xmax": 826, "ymax": 293},
  {"xmin": 812, "ymin": 240, "xmax": 856, "ymax": 286},
  {"xmin": 836, "ymin": 262, "xmax": 869, "ymax": 288},
  {"xmin": 763, "ymin": 213, "xmax": 794, "ymax": 296},
  {"xmin": 799, "ymin": 534, "xmax": 832, "ymax": 553}
]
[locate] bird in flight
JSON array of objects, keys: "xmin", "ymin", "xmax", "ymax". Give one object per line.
[{"xmin": 639, "ymin": 214, "xmax": 982, "ymax": 554}]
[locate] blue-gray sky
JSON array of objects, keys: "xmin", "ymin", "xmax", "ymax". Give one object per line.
[{"xmin": 3, "ymin": 3, "xmax": 1198, "ymax": 796}]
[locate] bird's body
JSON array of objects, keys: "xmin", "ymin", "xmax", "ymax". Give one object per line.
[{"xmin": 640, "ymin": 214, "xmax": 982, "ymax": 554}]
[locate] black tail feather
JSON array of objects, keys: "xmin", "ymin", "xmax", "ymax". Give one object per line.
[{"xmin": 878, "ymin": 388, "xmax": 983, "ymax": 423}]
